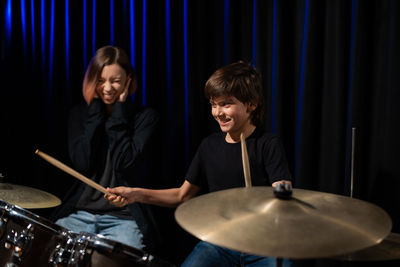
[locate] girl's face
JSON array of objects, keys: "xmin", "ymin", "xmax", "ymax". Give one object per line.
[
  {"xmin": 96, "ymin": 64, "xmax": 128, "ymax": 105},
  {"xmin": 210, "ymin": 95, "xmax": 256, "ymax": 141}
]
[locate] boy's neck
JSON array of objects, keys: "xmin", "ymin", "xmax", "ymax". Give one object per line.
[{"xmin": 226, "ymin": 124, "xmax": 256, "ymax": 143}]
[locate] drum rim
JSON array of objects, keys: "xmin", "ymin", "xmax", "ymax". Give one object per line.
[
  {"xmin": 76, "ymin": 231, "xmax": 146, "ymax": 258},
  {"xmin": 0, "ymin": 199, "xmax": 67, "ymax": 234}
]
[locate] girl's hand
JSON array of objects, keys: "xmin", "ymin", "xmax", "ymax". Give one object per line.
[{"xmin": 118, "ymin": 77, "xmax": 131, "ymax": 102}]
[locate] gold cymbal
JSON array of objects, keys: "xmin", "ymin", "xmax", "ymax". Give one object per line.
[
  {"xmin": 175, "ymin": 187, "xmax": 392, "ymax": 259},
  {"xmin": 335, "ymin": 232, "xmax": 400, "ymax": 261},
  {"xmin": 0, "ymin": 182, "xmax": 61, "ymax": 209}
]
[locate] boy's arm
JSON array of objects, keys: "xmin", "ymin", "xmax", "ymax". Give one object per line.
[{"xmin": 105, "ymin": 180, "xmax": 200, "ymax": 208}]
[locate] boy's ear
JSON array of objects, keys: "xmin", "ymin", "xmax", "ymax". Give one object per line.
[{"xmin": 247, "ymin": 102, "xmax": 258, "ymax": 112}]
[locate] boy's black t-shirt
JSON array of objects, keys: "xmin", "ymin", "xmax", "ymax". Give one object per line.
[{"xmin": 186, "ymin": 127, "xmax": 292, "ymax": 193}]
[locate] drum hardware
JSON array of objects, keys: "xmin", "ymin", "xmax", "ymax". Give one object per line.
[
  {"xmin": 4, "ymin": 224, "xmax": 35, "ymax": 266},
  {"xmin": 48, "ymin": 229, "xmax": 176, "ymax": 267},
  {"xmin": 0, "ymin": 204, "xmax": 9, "ymax": 241},
  {"xmin": 349, "ymin": 127, "xmax": 356, "ymax": 198},
  {"xmin": 66, "ymin": 233, "xmax": 94, "ymax": 266},
  {"xmin": 331, "ymin": 128, "xmax": 400, "ymax": 262},
  {"xmin": 0, "ymin": 161, "xmax": 175, "ymax": 266},
  {"xmin": 57, "ymin": 232, "xmax": 175, "ymax": 267},
  {"xmin": 48, "ymin": 233, "xmax": 77, "ymax": 266},
  {"xmin": 0, "ymin": 200, "xmax": 71, "ymax": 266}
]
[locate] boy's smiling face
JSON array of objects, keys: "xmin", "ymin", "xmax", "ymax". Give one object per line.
[{"xmin": 210, "ymin": 95, "xmax": 256, "ymax": 142}]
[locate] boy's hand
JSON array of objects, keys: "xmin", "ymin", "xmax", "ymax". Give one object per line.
[
  {"xmin": 272, "ymin": 180, "xmax": 292, "ymax": 188},
  {"xmin": 104, "ymin": 186, "xmax": 133, "ymax": 207}
]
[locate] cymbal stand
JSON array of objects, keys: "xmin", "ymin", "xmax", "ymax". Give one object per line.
[
  {"xmin": 274, "ymin": 185, "xmax": 292, "ymax": 267},
  {"xmin": 350, "ymin": 127, "xmax": 356, "ymax": 198},
  {"xmin": 242, "ymin": 133, "xmax": 291, "ymax": 266}
]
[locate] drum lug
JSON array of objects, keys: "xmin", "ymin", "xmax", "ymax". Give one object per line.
[
  {"xmin": 49, "ymin": 233, "xmax": 92, "ymax": 266},
  {"xmin": 4, "ymin": 223, "xmax": 35, "ymax": 265},
  {"xmin": 49, "ymin": 235, "xmax": 75, "ymax": 266},
  {"xmin": 0, "ymin": 203, "xmax": 12, "ymax": 239},
  {"xmin": 4, "ymin": 203, "xmax": 14, "ymax": 212},
  {"xmin": 69, "ymin": 234, "xmax": 92, "ymax": 265},
  {"xmin": 0, "ymin": 216, "xmax": 7, "ymax": 239}
]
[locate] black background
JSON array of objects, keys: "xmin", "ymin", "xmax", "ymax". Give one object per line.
[{"xmin": 1, "ymin": 1, "xmax": 400, "ymax": 266}]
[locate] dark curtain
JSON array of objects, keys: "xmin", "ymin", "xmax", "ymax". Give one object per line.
[{"xmin": 1, "ymin": 0, "xmax": 400, "ymax": 266}]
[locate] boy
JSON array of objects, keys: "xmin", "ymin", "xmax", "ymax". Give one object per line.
[{"xmin": 106, "ymin": 61, "xmax": 292, "ymax": 266}]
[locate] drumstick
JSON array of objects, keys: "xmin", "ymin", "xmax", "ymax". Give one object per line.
[
  {"xmin": 240, "ymin": 133, "xmax": 252, "ymax": 188},
  {"xmin": 35, "ymin": 149, "xmax": 108, "ymax": 195}
]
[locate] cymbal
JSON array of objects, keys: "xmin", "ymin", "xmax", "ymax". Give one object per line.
[
  {"xmin": 335, "ymin": 232, "xmax": 400, "ymax": 261},
  {"xmin": 0, "ymin": 182, "xmax": 61, "ymax": 209},
  {"xmin": 175, "ymin": 187, "xmax": 392, "ymax": 259}
]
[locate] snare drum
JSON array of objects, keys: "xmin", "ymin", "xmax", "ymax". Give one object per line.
[
  {"xmin": 59, "ymin": 232, "xmax": 174, "ymax": 267},
  {"xmin": 0, "ymin": 200, "xmax": 174, "ymax": 266},
  {"xmin": 0, "ymin": 200, "xmax": 71, "ymax": 267}
]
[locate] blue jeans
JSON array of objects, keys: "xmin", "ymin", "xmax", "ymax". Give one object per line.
[
  {"xmin": 56, "ymin": 210, "xmax": 144, "ymax": 250},
  {"xmin": 181, "ymin": 241, "xmax": 293, "ymax": 267}
]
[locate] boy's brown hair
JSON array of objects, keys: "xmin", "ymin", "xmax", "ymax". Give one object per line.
[{"xmin": 205, "ymin": 61, "xmax": 264, "ymax": 126}]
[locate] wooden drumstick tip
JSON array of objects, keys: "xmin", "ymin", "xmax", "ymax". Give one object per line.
[{"xmin": 35, "ymin": 149, "xmax": 40, "ymax": 154}]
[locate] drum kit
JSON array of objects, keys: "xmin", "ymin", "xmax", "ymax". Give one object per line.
[
  {"xmin": 1, "ymin": 182, "xmax": 398, "ymax": 267},
  {"xmin": 0, "ymin": 182, "xmax": 172, "ymax": 266},
  {"xmin": 0, "ymin": 141, "xmax": 399, "ymax": 266}
]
